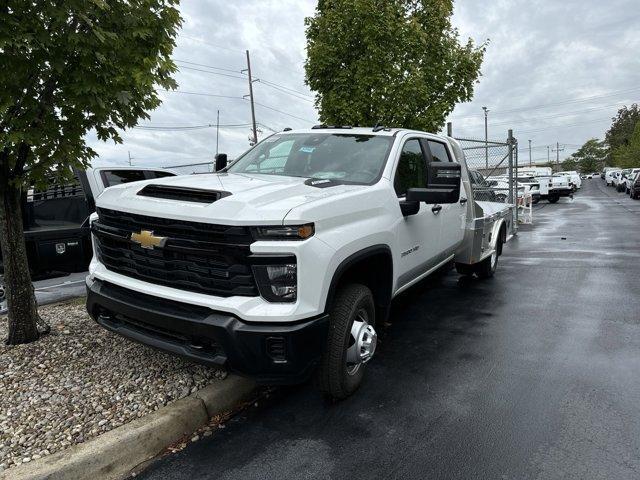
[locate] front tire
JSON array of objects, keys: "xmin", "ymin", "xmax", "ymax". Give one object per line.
[
  {"xmin": 548, "ymin": 195, "xmax": 560, "ymax": 203},
  {"xmin": 317, "ymin": 284, "xmax": 377, "ymax": 400}
]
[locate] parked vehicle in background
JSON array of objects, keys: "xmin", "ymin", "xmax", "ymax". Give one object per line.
[
  {"xmin": 605, "ymin": 168, "xmax": 621, "ymax": 186},
  {"xmin": 519, "ymin": 173, "xmax": 572, "ymax": 203},
  {"xmin": 557, "ymin": 171, "xmax": 582, "ymax": 191},
  {"xmin": 624, "ymin": 168, "xmax": 640, "ymax": 194},
  {"xmin": 610, "ymin": 170, "xmax": 623, "ymax": 188},
  {"xmin": 602, "ymin": 167, "xmax": 619, "ymax": 180},
  {"xmin": 485, "ymin": 176, "xmax": 540, "ymax": 204},
  {"xmin": 616, "ymin": 169, "xmax": 633, "ymax": 192},
  {"xmin": 631, "ymin": 172, "xmax": 640, "ymax": 200},
  {"xmin": 86, "ymin": 127, "xmax": 513, "ymax": 399},
  {"xmin": 0, "ymin": 165, "xmax": 176, "ymax": 279},
  {"xmin": 518, "ymin": 167, "xmax": 553, "ymax": 178}
]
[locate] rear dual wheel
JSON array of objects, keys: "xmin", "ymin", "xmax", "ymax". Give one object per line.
[
  {"xmin": 455, "ymin": 235, "xmax": 503, "ymax": 279},
  {"xmin": 317, "ymin": 284, "xmax": 377, "ymax": 400}
]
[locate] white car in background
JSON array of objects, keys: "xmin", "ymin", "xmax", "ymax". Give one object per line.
[
  {"xmin": 624, "ymin": 168, "xmax": 640, "ymax": 194},
  {"xmin": 604, "ymin": 169, "xmax": 620, "ymax": 186},
  {"xmin": 610, "ymin": 170, "xmax": 623, "ymax": 188}
]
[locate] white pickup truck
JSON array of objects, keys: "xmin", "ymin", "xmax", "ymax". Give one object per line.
[{"xmin": 86, "ymin": 127, "xmax": 512, "ymax": 399}]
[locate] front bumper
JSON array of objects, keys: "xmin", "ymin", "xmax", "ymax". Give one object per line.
[{"xmin": 86, "ymin": 279, "xmax": 329, "ymax": 385}]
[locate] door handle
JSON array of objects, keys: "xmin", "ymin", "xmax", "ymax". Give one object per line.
[
  {"xmin": 460, "ymin": 198, "xmax": 468, "ymax": 205},
  {"xmin": 431, "ymin": 205, "xmax": 442, "ymax": 214}
]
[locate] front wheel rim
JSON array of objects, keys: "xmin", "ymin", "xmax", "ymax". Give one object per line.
[{"xmin": 345, "ymin": 308, "xmax": 377, "ymax": 376}]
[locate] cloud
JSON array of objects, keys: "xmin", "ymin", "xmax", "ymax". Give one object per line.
[{"xmin": 87, "ymin": 0, "xmax": 640, "ymax": 167}]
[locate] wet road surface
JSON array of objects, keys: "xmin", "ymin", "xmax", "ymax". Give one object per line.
[{"xmin": 140, "ymin": 179, "xmax": 640, "ymax": 480}]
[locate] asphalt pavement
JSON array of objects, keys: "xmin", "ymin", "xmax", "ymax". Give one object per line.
[{"xmin": 137, "ymin": 178, "xmax": 640, "ymax": 480}]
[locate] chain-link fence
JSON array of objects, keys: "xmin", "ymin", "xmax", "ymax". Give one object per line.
[{"xmin": 454, "ymin": 131, "xmax": 519, "ymax": 232}]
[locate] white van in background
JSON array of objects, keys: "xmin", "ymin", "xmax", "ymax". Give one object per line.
[{"xmin": 605, "ymin": 169, "xmax": 621, "ymax": 186}]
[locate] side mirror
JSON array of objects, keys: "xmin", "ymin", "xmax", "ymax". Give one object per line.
[{"xmin": 214, "ymin": 153, "xmax": 228, "ymax": 172}]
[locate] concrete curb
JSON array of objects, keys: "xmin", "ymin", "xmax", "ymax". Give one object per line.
[{"xmin": 2, "ymin": 375, "xmax": 256, "ymax": 480}]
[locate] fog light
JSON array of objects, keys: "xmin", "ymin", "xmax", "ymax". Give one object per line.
[{"xmin": 253, "ymin": 264, "xmax": 297, "ymax": 302}]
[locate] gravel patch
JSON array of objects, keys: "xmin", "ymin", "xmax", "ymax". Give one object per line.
[{"xmin": 0, "ymin": 299, "xmax": 226, "ymax": 472}]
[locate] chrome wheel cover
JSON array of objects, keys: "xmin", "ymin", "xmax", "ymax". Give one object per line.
[{"xmin": 345, "ymin": 308, "xmax": 377, "ymax": 376}]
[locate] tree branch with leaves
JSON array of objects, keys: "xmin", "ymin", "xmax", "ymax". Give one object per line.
[{"xmin": 0, "ymin": 0, "xmax": 182, "ymax": 344}]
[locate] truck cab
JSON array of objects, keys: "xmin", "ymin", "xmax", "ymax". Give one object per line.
[{"xmin": 86, "ymin": 127, "xmax": 512, "ymax": 399}]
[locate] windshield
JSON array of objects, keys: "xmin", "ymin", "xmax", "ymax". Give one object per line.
[{"xmin": 227, "ymin": 133, "xmax": 394, "ymax": 184}]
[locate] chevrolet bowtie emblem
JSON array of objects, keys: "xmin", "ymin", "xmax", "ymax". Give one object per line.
[{"xmin": 130, "ymin": 230, "xmax": 167, "ymax": 250}]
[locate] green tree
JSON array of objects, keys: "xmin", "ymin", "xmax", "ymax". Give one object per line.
[
  {"xmin": 565, "ymin": 138, "xmax": 607, "ymax": 173},
  {"xmin": 612, "ymin": 122, "xmax": 640, "ymax": 168},
  {"xmin": 304, "ymin": 0, "xmax": 486, "ymax": 131},
  {"xmin": 605, "ymin": 104, "xmax": 640, "ymax": 163},
  {"xmin": 561, "ymin": 157, "xmax": 578, "ymax": 171},
  {"xmin": 0, "ymin": 1, "xmax": 181, "ymax": 344}
]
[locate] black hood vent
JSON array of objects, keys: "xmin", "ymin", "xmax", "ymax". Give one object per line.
[{"xmin": 137, "ymin": 184, "xmax": 231, "ymax": 204}]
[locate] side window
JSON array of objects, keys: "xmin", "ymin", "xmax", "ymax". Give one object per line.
[
  {"xmin": 100, "ymin": 170, "xmax": 147, "ymax": 188},
  {"xmin": 428, "ymin": 141, "xmax": 452, "ymax": 162},
  {"xmin": 394, "ymin": 139, "xmax": 427, "ymax": 197},
  {"xmin": 146, "ymin": 170, "xmax": 175, "ymax": 180}
]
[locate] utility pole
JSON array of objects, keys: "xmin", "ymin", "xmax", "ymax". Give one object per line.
[
  {"xmin": 128, "ymin": 151, "xmax": 132, "ymax": 166},
  {"xmin": 552, "ymin": 142, "xmax": 565, "ymax": 171},
  {"xmin": 215, "ymin": 110, "xmax": 220, "ymax": 156},
  {"xmin": 242, "ymin": 50, "xmax": 258, "ymax": 146},
  {"xmin": 528, "ymin": 139, "xmax": 532, "ymax": 167},
  {"xmin": 482, "ymin": 106, "xmax": 489, "ymax": 169},
  {"xmin": 547, "ymin": 145, "xmax": 550, "ymax": 165}
]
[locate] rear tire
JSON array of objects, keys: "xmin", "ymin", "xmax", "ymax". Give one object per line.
[
  {"xmin": 476, "ymin": 236, "xmax": 502, "ymax": 279},
  {"xmin": 548, "ymin": 195, "xmax": 559, "ymax": 203},
  {"xmin": 316, "ymin": 284, "xmax": 376, "ymax": 400}
]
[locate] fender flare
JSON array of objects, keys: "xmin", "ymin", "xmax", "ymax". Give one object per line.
[
  {"xmin": 323, "ymin": 244, "xmax": 393, "ymax": 315},
  {"xmin": 490, "ymin": 218, "xmax": 507, "ymax": 256}
]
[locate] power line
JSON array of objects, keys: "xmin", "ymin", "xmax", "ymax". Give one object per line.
[
  {"xmin": 174, "ymin": 57, "xmax": 314, "ymax": 101},
  {"xmin": 467, "ymin": 101, "xmax": 629, "ymax": 128},
  {"xmin": 134, "ymin": 123, "xmax": 252, "ymax": 131},
  {"xmin": 179, "ymin": 35, "xmax": 244, "ymax": 54},
  {"xmin": 450, "ymin": 86, "xmax": 640, "ymax": 119},
  {"xmin": 176, "ymin": 65, "xmax": 247, "ymax": 80},
  {"xmin": 256, "ymin": 80, "xmax": 314, "ymax": 103},
  {"xmin": 174, "ymin": 59, "xmax": 242, "ymax": 74},
  {"xmin": 160, "ymin": 89, "xmax": 243, "ymax": 100},
  {"xmin": 253, "ymin": 101, "xmax": 316, "ymax": 123},
  {"xmin": 158, "ymin": 88, "xmax": 316, "ymax": 125},
  {"xmin": 258, "ymin": 78, "xmax": 314, "ymax": 98},
  {"xmin": 516, "ymin": 117, "xmax": 612, "ymax": 135}
]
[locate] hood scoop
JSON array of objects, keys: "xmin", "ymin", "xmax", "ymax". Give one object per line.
[{"xmin": 137, "ymin": 184, "xmax": 231, "ymax": 204}]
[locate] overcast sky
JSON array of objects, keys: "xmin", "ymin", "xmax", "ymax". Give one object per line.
[{"xmin": 87, "ymin": 0, "xmax": 640, "ymax": 169}]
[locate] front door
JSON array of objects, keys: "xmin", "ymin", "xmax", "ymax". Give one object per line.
[{"xmin": 392, "ymin": 137, "xmax": 442, "ymax": 290}]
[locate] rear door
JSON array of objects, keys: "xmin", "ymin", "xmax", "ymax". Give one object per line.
[
  {"xmin": 392, "ymin": 137, "xmax": 443, "ymax": 289},
  {"xmin": 423, "ymin": 139, "xmax": 466, "ymax": 255}
]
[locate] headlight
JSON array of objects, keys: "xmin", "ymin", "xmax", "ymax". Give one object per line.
[
  {"xmin": 252, "ymin": 258, "xmax": 297, "ymax": 302},
  {"xmin": 253, "ymin": 224, "xmax": 314, "ymax": 240}
]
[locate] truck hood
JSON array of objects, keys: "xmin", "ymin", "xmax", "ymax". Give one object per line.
[{"xmin": 95, "ymin": 173, "xmax": 360, "ymax": 225}]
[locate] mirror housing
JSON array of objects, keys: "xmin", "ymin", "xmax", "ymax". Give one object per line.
[
  {"xmin": 406, "ymin": 187, "xmax": 459, "ymax": 204},
  {"xmin": 400, "ymin": 200, "xmax": 420, "ymax": 217},
  {"xmin": 214, "ymin": 153, "xmax": 228, "ymax": 172}
]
